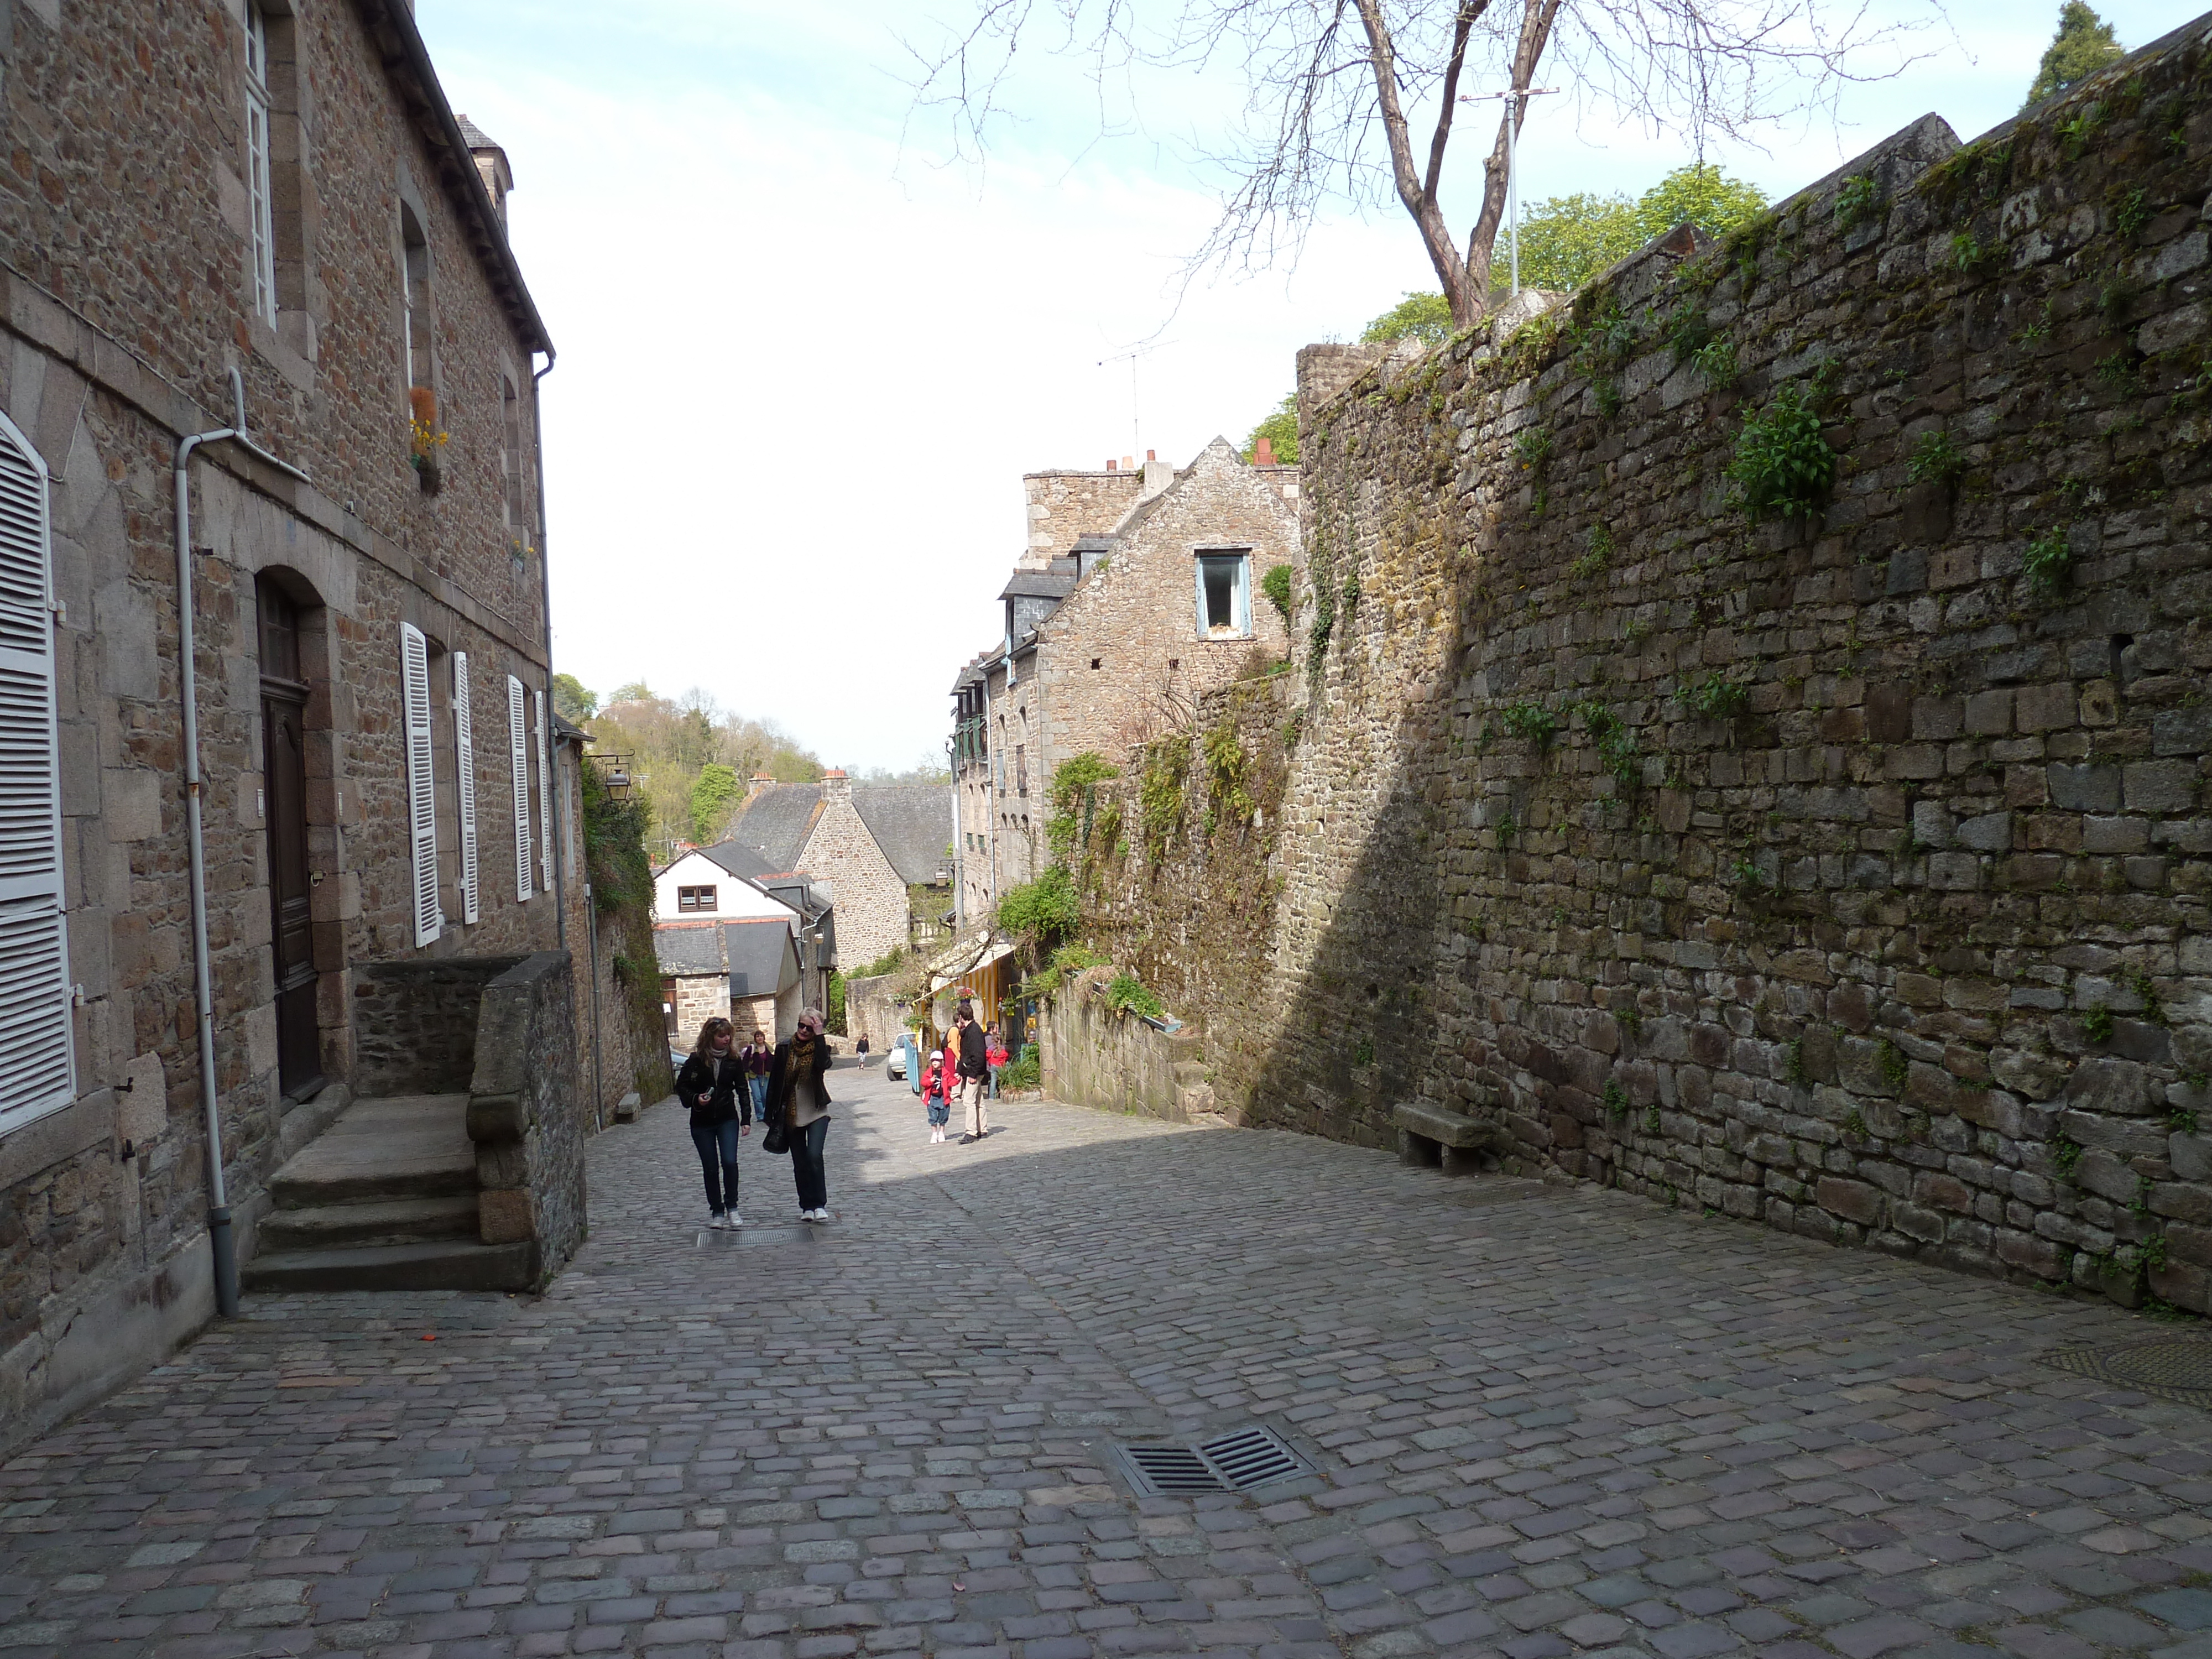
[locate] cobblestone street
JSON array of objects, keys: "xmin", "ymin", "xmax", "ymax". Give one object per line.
[{"xmin": 4, "ymin": 1066, "xmax": 2211, "ymax": 1659}]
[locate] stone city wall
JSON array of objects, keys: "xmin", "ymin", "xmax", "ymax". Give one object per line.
[{"xmin": 1078, "ymin": 21, "xmax": 2212, "ymax": 1316}]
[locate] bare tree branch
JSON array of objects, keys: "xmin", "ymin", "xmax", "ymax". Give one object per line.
[{"xmin": 906, "ymin": 0, "xmax": 1941, "ymax": 326}]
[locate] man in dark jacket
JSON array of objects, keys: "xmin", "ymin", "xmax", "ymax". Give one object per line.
[{"xmin": 954, "ymin": 998, "xmax": 992, "ymax": 1144}]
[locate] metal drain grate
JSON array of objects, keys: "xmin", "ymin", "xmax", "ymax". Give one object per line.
[
  {"xmin": 2039, "ymin": 1335, "xmax": 2212, "ymax": 1410},
  {"xmin": 1115, "ymin": 1427, "xmax": 1310, "ymax": 1496}
]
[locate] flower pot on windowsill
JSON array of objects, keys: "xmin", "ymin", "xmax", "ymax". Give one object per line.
[{"xmin": 411, "ymin": 452, "xmax": 443, "ymax": 496}]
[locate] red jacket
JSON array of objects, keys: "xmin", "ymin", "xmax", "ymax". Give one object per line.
[{"xmin": 922, "ymin": 1061, "xmax": 948, "ymax": 1101}]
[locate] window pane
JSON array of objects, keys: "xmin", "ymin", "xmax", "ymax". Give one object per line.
[{"xmin": 1203, "ymin": 557, "xmax": 1235, "ymax": 631}]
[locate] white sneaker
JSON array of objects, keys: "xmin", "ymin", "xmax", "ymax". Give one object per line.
[
  {"xmin": 727, "ymin": 1211, "xmax": 741, "ymax": 1227},
  {"xmin": 798, "ymin": 1211, "xmax": 815, "ymax": 1224},
  {"xmin": 708, "ymin": 1213, "xmax": 727, "ymax": 1230},
  {"xmin": 812, "ymin": 1208, "xmax": 831, "ymax": 1223}
]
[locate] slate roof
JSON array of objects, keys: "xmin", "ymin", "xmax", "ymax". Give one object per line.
[
  {"xmin": 998, "ymin": 570, "xmax": 1076, "ymax": 602},
  {"xmin": 723, "ymin": 920, "xmax": 799, "ymax": 999},
  {"xmin": 695, "ymin": 839, "xmax": 780, "ymax": 884},
  {"xmin": 853, "ymin": 786, "xmax": 952, "ymax": 885},
  {"xmin": 726, "ymin": 786, "xmax": 824, "ymax": 870},
  {"xmin": 654, "ymin": 920, "xmax": 727, "ymax": 977}
]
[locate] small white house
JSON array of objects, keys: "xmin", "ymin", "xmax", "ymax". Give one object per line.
[{"xmin": 654, "ymin": 842, "xmax": 799, "ymax": 927}]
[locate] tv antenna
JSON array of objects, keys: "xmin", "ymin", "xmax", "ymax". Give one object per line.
[
  {"xmin": 1098, "ymin": 340, "xmax": 1171, "ymax": 460},
  {"xmin": 1459, "ymin": 86, "xmax": 1561, "ymax": 295}
]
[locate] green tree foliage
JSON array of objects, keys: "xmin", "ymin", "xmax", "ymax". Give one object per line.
[
  {"xmin": 586, "ymin": 682, "xmax": 823, "ymax": 863},
  {"xmin": 689, "ymin": 763, "xmax": 745, "ymax": 843},
  {"xmin": 2023, "ymin": 2, "xmax": 2124, "ymax": 108},
  {"xmin": 826, "ymin": 970, "xmax": 848, "ymax": 1035},
  {"xmin": 1360, "ymin": 291, "xmax": 1455, "ymax": 346},
  {"xmin": 1507, "ymin": 163, "xmax": 1769, "ymax": 294},
  {"xmin": 551, "ymin": 673, "xmax": 598, "ymax": 723},
  {"xmin": 996, "ymin": 865, "xmax": 1079, "ymax": 942},
  {"xmin": 1242, "ymin": 393, "xmax": 1298, "ymax": 465},
  {"xmin": 1260, "ymin": 564, "xmax": 1293, "ymax": 628}
]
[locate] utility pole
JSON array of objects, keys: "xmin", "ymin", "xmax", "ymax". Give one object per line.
[{"xmin": 1459, "ymin": 86, "xmax": 1560, "ymax": 296}]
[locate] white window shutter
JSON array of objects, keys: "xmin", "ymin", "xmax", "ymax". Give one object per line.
[
  {"xmin": 1193, "ymin": 558, "xmax": 1208, "ymax": 637},
  {"xmin": 452, "ymin": 650, "xmax": 479, "ymax": 925},
  {"xmin": 0, "ymin": 409, "xmax": 74, "ymax": 1134},
  {"xmin": 508, "ymin": 674, "xmax": 533, "ymax": 901},
  {"xmin": 533, "ymin": 688, "xmax": 552, "ymax": 896},
  {"xmin": 400, "ymin": 623, "xmax": 441, "ymax": 946}
]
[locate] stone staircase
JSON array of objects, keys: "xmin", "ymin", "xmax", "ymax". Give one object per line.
[{"xmin": 243, "ymin": 1094, "xmax": 533, "ymax": 1292}]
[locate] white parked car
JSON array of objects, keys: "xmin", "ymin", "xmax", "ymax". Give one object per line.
[{"xmin": 885, "ymin": 1045, "xmax": 907, "ymax": 1080}]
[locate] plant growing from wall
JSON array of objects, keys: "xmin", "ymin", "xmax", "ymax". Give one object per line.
[
  {"xmin": 1570, "ymin": 700, "xmax": 1639, "ymax": 787},
  {"xmin": 2023, "ymin": 528, "xmax": 2072, "ymax": 596},
  {"xmin": 1676, "ymin": 672, "xmax": 1750, "ymax": 721},
  {"xmin": 2051, "ymin": 1132, "xmax": 2084, "ymax": 1179},
  {"xmin": 1602, "ymin": 1079, "xmax": 1630, "ymax": 1118},
  {"xmin": 1689, "ymin": 338, "xmax": 1738, "ymax": 388},
  {"xmin": 1571, "ymin": 525, "xmax": 1614, "ymax": 580},
  {"xmin": 1306, "ymin": 572, "xmax": 1338, "ymax": 675},
  {"xmin": 1139, "ymin": 741, "xmax": 1187, "ymax": 862},
  {"xmin": 1498, "ymin": 700, "xmax": 1559, "ymax": 748},
  {"xmin": 1202, "ymin": 720, "xmax": 1256, "ymax": 835},
  {"xmin": 1019, "ymin": 941, "xmax": 1108, "ymax": 1000},
  {"xmin": 1045, "ymin": 752, "xmax": 1120, "ymax": 862},
  {"xmin": 581, "ymin": 756, "xmax": 672, "ymax": 1103},
  {"xmin": 1728, "ymin": 377, "xmax": 1836, "ymax": 520},
  {"xmin": 1102, "ymin": 971, "xmax": 1167, "ymax": 1021},
  {"xmin": 1833, "ymin": 172, "xmax": 1881, "ymax": 230},
  {"xmin": 1906, "ymin": 429, "xmax": 1968, "ymax": 488},
  {"xmin": 2081, "ymin": 1001, "xmax": 2115, "ymax": 1043},
  {"xmin": 1261, "ymin": 563, "xmax": 1295, "ymax": 628},
  {"xmin": 998, "ymin": 864, "xmax": 1080, "ymax": 943},
  {"xmin": 1514, "ymin": 424, "xmax": 1553, "ymax": 471}
]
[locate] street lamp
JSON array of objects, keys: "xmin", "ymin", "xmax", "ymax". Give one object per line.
[{"xmin": 1459, "ymin": 86, "xmax": 1560, "ymax": 297}]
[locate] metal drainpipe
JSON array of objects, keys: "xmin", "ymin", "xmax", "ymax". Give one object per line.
[
  {"xmin": 948, "ymin": 734, "xmax": 962, "ymax": 933},
  {"xmin": 529, "ymin": 351, "xmax": 564, "ymax": 953},
  {"xmin": 173, "ymin": 368, "xmax": 310, "ymax": 1321}
]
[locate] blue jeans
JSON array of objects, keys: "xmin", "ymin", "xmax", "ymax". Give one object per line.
[
  {"xmin": 790, "ymin": 1117, "xmax": 830, "ymax": 1212},
  {"xmin": 926, "ymin": 1095, "xmax": 950, "ymax": 1126},
  {"xmin": 748, "ymin": 1076, "xmax": 769, "ymax": 1120},
  {"xmin": 690, "ymin": 1117, "xmax": 740, "ymax": 1213}
]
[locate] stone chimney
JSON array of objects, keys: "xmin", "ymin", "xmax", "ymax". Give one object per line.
[
  {"xmin": 1139, "ymin": 453, "xmax": 1175, "ymax": 499},
  {"xmin": 822, "ymin": 768, "xmax": 851, "ymax": 803},
  {"xmin": 1254, "ymin": 436, "xmax": 1276, "ymax": 466},
  {"xmin": 747, "ymin": 771, "xmax": 775, "ymax": 801},
  {"xmin": 455, "ymin": 114, "xmax": 513, "ymax": 232}
]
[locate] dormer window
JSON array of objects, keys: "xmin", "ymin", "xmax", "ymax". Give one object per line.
[{"xmin": 679, "ymin": 884, "xmax": 718, "ymax": 913}]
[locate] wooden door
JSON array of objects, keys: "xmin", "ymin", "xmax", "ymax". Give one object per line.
[{"xmin": 258, "ymin": 580, "xmax": 322, "ymax": 1101}]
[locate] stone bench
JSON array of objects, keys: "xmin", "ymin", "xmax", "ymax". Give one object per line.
[{"xmin": 1393, "ymin": 1100, "xmax": 1510, "ymax": 1176}]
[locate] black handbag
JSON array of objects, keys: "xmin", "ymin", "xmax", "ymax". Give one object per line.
[{"xmin": 761, "ymin": 1112, "xmax": 790, "ymax": 1155}]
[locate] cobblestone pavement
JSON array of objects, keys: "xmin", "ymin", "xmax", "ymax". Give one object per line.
[{"xmin": 5, "ymin": 1065, "xmax": 2212, "ymax": 1659}]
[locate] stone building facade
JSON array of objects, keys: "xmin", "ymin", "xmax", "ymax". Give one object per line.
[
  {"xmin": 0, "ymin": 0, "xmax": 573, "ymax": 1448},
  {"xmin": 951, "ymin": 442, "xmax": 1296, "ymax": 920},
  {"xmin": 1072, "ymin": 19, "xmax": 2212, "ymax": 1318},
  {"xmin": 723, "ymin": 771, "xmax": 950, "ymax": 971}
]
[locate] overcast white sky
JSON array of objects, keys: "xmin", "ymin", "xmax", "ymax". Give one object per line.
[{"xmin": 415, "ymin": 1, "xmax": 2188, "ymax": 774}]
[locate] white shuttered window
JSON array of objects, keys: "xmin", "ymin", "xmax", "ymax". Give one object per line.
[
  {"xmin": 452, "ymin": 651, "xmax": 479, "ymax": 925},
  {"xmin": 400, "ymin": 623, "xmax": 441, "ymax": 946},
  {"xmin": 533, "ymin": 689, "xmax": 552, "ymax": 897},
  {"xmin": 0, "ymin": 410, "xmax": 71, "ymax": 1135},
  {"xmin": 508, "ymin": 675, "xmax": 533, "ymax": 901}
]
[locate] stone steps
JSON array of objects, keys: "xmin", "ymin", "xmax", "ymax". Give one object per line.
[
  {"xmin": 248, "ymin": 1093, "xmax": 531, "ymax": 1293},
  {"xmin": 258, "ymin": 1193, "xmax": 479, "ymax": 1252},
  {"xmin": 243, "ymin": 1239, "xmax": 534, "ymax": 1293},
  {"xmin": 266, "ymin": 1093, "xmax": 476, "ymax": 1206}
]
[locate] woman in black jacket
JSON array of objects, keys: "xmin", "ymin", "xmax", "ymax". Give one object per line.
[
  {"xmin": 675, "ymin": 1016, "xmax": 750, "ymax": 1228},
  {"xmin": 769, "ymin": 1008, "xmax": 836, "ymax": 1222}
]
